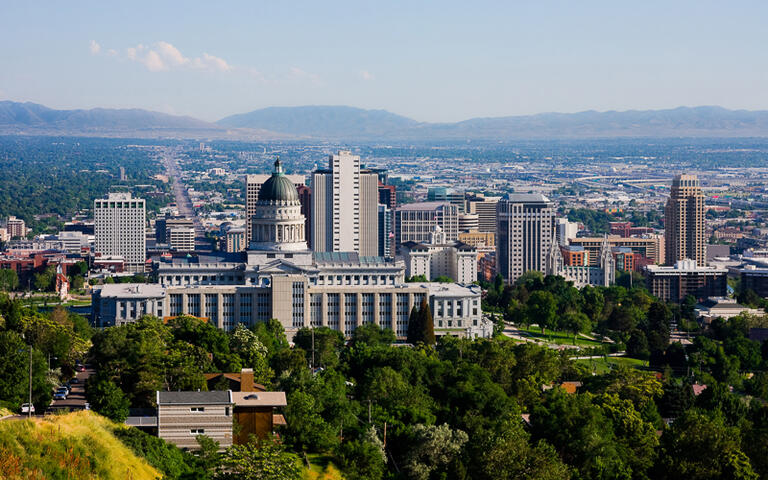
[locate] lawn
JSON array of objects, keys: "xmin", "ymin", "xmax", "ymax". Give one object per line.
[
  {"xmin": 512, "ymin": 324, "xmax": 608, "ymax": 347},
  {"xmin": 573, "ymin": 356, "xmax": 648, "ymax": 374}
]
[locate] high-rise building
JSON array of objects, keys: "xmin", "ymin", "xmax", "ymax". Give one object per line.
[
  {"xmin": 168, "ymin": 227, "xmax": 195, "ymax": 252},
  {"xmin": 155, "ymin": 216, "xmax": 194, "ymax": 245},
  {"xmin": 569, "ymin": 235, "xmax": 665, "ymax": 266},
  {"xmin": 378, "ymin": 204, "xmax": 393, "ymax": 257},
  {"xmin": 378, "ymin": 183, "xmax": 397, "ymax": 210},
  {"xmin": 311, "ymin": 151, "xmax": 378, "ymax": 255},
  {"xmin": 246, "ymin": 170, "xmax": 305, "ymax": 246},
  {"xmin": 466, "ymin": 195, "xmax": 500, "ymax": 233},
  {"xmin": 94, "ymin": 192, "xmax": 146, "ymax": 273},
  {"xmin": 6, "ymin": 216, "xmax": 27, "ymax": 239},
  {"xmin": 296, "ymin": 185, "xmax": 312, "ymax": 249},
  {"xmin": 459, "ymin": 213, "xmax": 479, "ymax": 233},
  {"xmin": 222, "ymin": 227, "xmax": 246, "ymax": 253},
  {"xmin": 394, "ymin": 202, "xmax": 460, "ymax": 253},
  {"xmin": 555, "ymin": 218, "xmax": 579, "ymax": 246},
  {"xmin": 497, "ymin": 194, "xmax": 554, "ymax": 284},
  {"xmin": 665, "ymin": 174, "xmax": 706, "ymax": 266}
]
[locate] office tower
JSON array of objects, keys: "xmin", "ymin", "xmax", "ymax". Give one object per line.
[
  {"xmin": 169, "ymin": 227, "xmax": 195, "ymax": 252},
  {"xmin": 427, "ymin": 187, "xmax": 448, "ymax": 202},
  {"xmin": 497, "ymin": 194, "xmax": 554, "ymax": 284},
  {"xmin": 296, "ymin": 185, "xmax": 312, "ymax": 249},
  {"xmin": 665, "ymin": 174, "xmax": 706, "ymax": 266},
  {"xmin": 312, "ymin": 151, "xmax": 378, "ymax": 255},
  {"xmin": 378, "ymin": 204, "xmax": 393, "ymax": 257},
  {"xmin": 156, "ymin": 216, "xmax": 195, "ymax": 244},
  {"xmin": 394, "ymin": 202, "xmax": 460, "ymax": 252},
  {"xmin": 466, "ymin": 195, "xmax": 500, "ymax": 233},
  {"xmin": 379, "ymin": 183, "xmax": 397, "ymax": 210},
  {"xmin": 221, "ymin": 227, "xmax": 246, "ymax": 253},
  {"xmin": 6, "ymin": 216, "xmax": 27, "ymax": 239},
  {"xmin": 555, "ymin": 218, "xmax": 579, "ymax": 246},
  {"xmin": 459, "ymin": 213, "xmax": 479, "ymax": 233},
  {"xmin": 94, "ymin": 192, "xmax": 146, "ymax": 273},
  {"xmin": 119, "ymin": 166, "xmax": 126, "ymax": 181},
  {"xmin": 246, "ymin": 171, "xmax": 305, "ymax": 245}
]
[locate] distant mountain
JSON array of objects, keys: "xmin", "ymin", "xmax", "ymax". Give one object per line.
[
  {"xmin": 218, "ymin": 105, "xmax": 420, "ymax": 138},
  {"xmin": 4, "ymin": 101, "xmax": 768, "ymax": 140},
  {"xmin": 0, "ymin": 101, "xmax": 225, "ymax": 138},
  {"xmin": 219, "ymin": 105, "xmax": 768, "ymax": 140}
]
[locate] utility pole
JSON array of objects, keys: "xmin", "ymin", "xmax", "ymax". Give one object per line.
[
  {"xmin": 311, "ymin": 328, "xmax": 315, "ymax": 370},
  {"xmin": 28, "ymin": 344, "xmax": 32, "ymax": 418},
  {"xmin": 368, "ymin": 399, "xmax": 372, "ymax": 424}
]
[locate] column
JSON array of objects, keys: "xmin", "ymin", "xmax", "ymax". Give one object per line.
[{"xmin": 373, "ymin": 292, "xmax": 380, "ymax": 326}]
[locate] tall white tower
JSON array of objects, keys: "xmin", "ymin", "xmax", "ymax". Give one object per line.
[
  {"xmin": 94, "ymin": 192, "xmax": 146, "ymax": 273},
  {"xmin": 311, "ymin": 150, "xmax": 378, "ymax": 255}
]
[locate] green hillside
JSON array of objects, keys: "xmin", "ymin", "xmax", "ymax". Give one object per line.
[{"xmin": 0, "ymin": 411, "xmax": 161, "ymax": 480}]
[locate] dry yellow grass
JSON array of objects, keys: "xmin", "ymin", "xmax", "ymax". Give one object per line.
[{"xmin": 0, "ymin": 410, "xmax": 161, "ymax": 480}]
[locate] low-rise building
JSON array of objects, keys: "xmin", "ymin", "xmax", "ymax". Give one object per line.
[
  {"xmin": 695, "ymin": 297, "xmax": 764, "ymax": 323},
  {"xmin": 400, "ymin": 225, "xmax": 477, "ymax": 283},
  {"xmin": 156, "ymin": 390, "xmax": 234, "ymax": 450},
  {"xmin": 169, "ymin": 227, "xmax": 195, "ymax": 252},
  {"xmin": 645, "ymin": 260, "xmax": 727, "ymax": 303}
]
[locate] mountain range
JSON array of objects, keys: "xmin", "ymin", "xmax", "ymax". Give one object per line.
[{"xmin": 3, "ymin": 100, "xmax": 768, "ymax": 140}]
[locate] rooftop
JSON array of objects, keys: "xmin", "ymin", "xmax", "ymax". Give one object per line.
[
  {"xmin": 396, "ymin": 201, "xmax": 451, "ymax": 211},
  {"xmin": 505, "ymin": 193, "xmax": 551, "ymax": 203},
  {"xmin": 232, "ymin": 391, "xmax": 287, "ymax": 407},
  {"xmin": 97, "ymin": 283, "xmax": 165, "ymax": 298},
  {"xmin": 157, "ymin": 390, "xmax": 233, "ymax": 405}
]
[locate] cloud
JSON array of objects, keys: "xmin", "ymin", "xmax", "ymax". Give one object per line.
[
  {"xmin": 360, "ymin": 70, "xmax": 375, "ymax": 81},
  {"xmin": 289, "ymin": 66, "xmax": 321, "ymax": 85},
  {"xmin": 108, "ymin": 41, "xmax": 232, "ymax": 73},
  {"xmin": 89, "ymin": 40, "xmax": 101, "ymax": 55}
]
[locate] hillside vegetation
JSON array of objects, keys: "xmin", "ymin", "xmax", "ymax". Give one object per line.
[{"xmin": 0, "ymin": 411, "xmax": 160, "ymax": 480}]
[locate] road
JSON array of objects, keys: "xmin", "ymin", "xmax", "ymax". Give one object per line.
[
  {"xmin": 48, "ymin": 367, "xmax": 94, "ymax": 412},
  {"xmin": 159, "ymin": 150, "xmax": 208, "ymax": 248}
]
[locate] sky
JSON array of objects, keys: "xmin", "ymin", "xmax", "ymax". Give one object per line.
[{"xmin": 1, "ymin": 1, "xmax": 767, "ymax": 123}]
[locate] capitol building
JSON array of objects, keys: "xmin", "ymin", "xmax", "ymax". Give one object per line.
[{"xmin": 93, "ymin": 159, "xmax": 489, "ymax": 340}]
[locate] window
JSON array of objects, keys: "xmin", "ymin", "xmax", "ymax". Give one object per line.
[
  {"xmin": 190, "ymin": 407, "xmax": 205, "ymax": 412},
  {"xmin": 190, "ymin": 428, "xmax": 205, "ymax": 435}
]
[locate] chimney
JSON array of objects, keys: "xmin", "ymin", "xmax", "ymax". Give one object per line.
[{"xmin": 240, "ymin": 368, "xmax": 255, "ymax": 392}]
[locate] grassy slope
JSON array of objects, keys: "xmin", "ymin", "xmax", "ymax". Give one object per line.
[
  {"xmin": 573, "ymin": 356, "xmax": 648, "ymax": 374},
  {"xmin": 0, "ymin": 411, "xmax": 160, "ymax": 480}
]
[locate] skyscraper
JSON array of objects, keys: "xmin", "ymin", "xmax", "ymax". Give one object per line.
[
  {"xmin": 94, "ymin": 192, "xmax": 146, "ymax": 273},
  {"xmin": 394, "ymin": 202, "xmax": 460, "ymax": 253},
  {"xmin": 497, "ymin": 194, "xmax": 554, "ymax": 284},
  {"xmin": 311, "ymin": 151, "xmax": 378, "ymax": 255},
  {"xmin": 665, "ymin": 174, "xmax": 706, "ymax": 266}
]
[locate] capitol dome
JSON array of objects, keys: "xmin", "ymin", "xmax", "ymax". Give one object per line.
[{"xmin": 259, "ymin": 158, "xmax": 299, "ymax": 204}]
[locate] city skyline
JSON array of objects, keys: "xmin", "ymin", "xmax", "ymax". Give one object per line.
[{"xmin": 3, "ymin": 2, "xmax": 768, "ymax": 122}]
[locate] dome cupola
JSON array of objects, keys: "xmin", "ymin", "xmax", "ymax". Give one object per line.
[{"xmin": 258, "ymin": 157, "xmax": 300, "ymax": 204}]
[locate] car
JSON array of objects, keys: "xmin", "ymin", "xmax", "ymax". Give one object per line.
[
  {"xmin": 75, "ymin": 364, "xmax": 86, "ymax": 372},
  {"xmin": 53, "ymin": 392, "xmax": 67, "ymax": 400},
  {"xmin": 69, "ymin": 378, "xmax": 79, "ymax": 385},
  {"xmin": 57, "ymin": 386, "xmax": 70, "ymax": 394},
  {"xmin": 20, "ymin": 403, "xmax": 35, "ymax": 414}
]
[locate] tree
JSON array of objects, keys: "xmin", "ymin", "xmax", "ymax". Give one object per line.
[
  {"xmin": 86, "ymin": 376, "xmax": 130, "ymax": 422},
  {"xmin": 407, "ymin": 305, "xmax": 422, "ymax": 344},
  {"xmin": 526, "ymin": 290, "xmax": 557, "ymax": 335},
  {"xmin": 229, "ymin": 324, "xmax": 273, "ymax": 386},
  {"xmin": 283, "ymin": 390, "xmax": 338, "ymax": 451},
  {"xmin": 403, "ymin": 423, "xmax": 468, "ymax": 480},
  {"xmin": 432, "ymin": 275, "xmax": 453, "ymax": 283},
  {"xmin": 0, "ymin": 269, "xmax": 19, "ymax": 291},
  {"xmin": 293, "ymin": 327, "xmax": 344, "ymax": 370},
  {"xmin": 216, "ymin": 437, "xmax": 302, "ymax": 480},
  {"xmin": 475, "ymin": 417, "xmax": 571, "ymax": 480},
  {"xmin": 419, "ymin": 298, "xmax": 435, "ymax": 346},
  {"xmin": 33, "ymin": 266, "xmax": 55, "ymax": 292},
  {"xmin": 0, "ymin": 330, "xmax": 52, "ymax": 410},
  {"xmin": 349, "ymin": 323, "xmax": 395, "ymax": 348},
  {"xmin": 336, "ymin": 437, "xmax": 387, "ymax": 480},
  {"xmin": 563, "ymin": 311, "xmax": 591, "ymax": 345},
  {"xmin": 656, "ymin": 410, "xmax": 757, "ymax": 480}
]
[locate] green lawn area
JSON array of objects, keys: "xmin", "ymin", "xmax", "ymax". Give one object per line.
[
  {"xmin": 573, "ymin": 356, "xmax": 648, "ymax": 374},
  {"xmin": 513, "ymin": 324, "xmax": 608, "ymax": 347}
]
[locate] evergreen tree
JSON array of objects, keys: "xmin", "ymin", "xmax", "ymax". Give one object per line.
[
  {"xmin": 419, "ymin": 298, "xmax": 435, "ymax": 346},
  {"xmin": 407, "ymin": 305, "xmax": 422, "ymax": 344}
]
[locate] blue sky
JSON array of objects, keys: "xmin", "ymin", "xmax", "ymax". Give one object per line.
[{"xmin": 1, "ymin": 1, "xmax": 766, "ymax": 122}]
